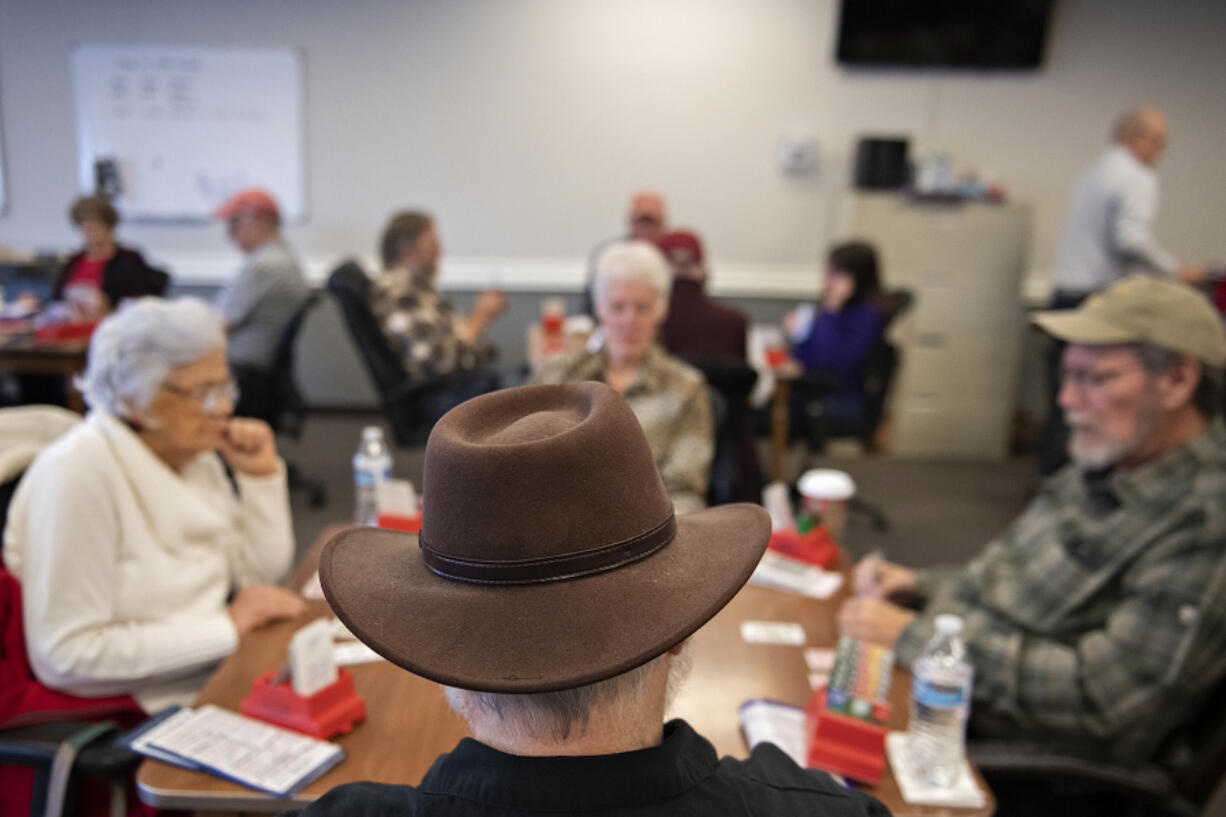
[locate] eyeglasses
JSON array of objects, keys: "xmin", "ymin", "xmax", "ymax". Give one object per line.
[
  {"xmin": 161, "ymin": 378, "xmax": 239, "ymax": 412},
  {"xmin": 1060, "ymin": 365, "xmax": 1137, "ymax": 390}
]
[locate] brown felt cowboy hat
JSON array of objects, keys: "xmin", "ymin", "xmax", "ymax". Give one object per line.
[{"xmin": 320, "ymin": 381, "xmax": 770, "ymax": 693}]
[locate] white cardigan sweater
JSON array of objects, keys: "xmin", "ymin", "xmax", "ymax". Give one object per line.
[{"xmin": 3, "ymin": 411, "xmax": 295, "ymax": 712}]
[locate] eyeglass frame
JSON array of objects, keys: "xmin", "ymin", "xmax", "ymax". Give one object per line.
[{"xmin": 160, "ymin": 378, "xmax": 240, "ymax": 413}]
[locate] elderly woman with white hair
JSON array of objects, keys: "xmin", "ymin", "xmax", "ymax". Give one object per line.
[
  {"xmin": 532, "ymin": 241, "xmax": 713, "ymax": 513},
  {"xmin": 2, "ymin": 297, "xmax": 305, "ymax": 712}
]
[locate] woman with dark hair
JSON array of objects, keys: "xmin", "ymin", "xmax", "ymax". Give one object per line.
[
  {"xmin": 788, "ymin": 240, "xmax": 884, "ymax": 421},
  {"xmin": 53, "ymin": 195, "xmax": 167, "ymax": 318}
]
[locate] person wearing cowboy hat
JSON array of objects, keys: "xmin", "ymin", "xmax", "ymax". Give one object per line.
[
  {"xmin": 840, "ymin": 276, "xmax": 1226, "ymax": 769},
  {"xmin": 284, "ymin": 382, "xmax": 887, "ymax": 816}
]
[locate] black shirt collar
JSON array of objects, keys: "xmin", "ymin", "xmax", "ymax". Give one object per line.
[{"xmin": 418, "ymin": 719, "xmax": 718, "ymax": 811}]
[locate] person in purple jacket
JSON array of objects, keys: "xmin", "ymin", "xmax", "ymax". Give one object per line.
[{"xmin": 788, "ymin": 241, "xmax": 884, "ymax": 430}]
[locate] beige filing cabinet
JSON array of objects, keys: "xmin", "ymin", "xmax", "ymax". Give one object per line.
[{"xmin": 838, "ymin": 193, "xmax": 1031, "ymax": 460}]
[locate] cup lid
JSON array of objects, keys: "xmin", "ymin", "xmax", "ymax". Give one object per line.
[{"xmin": 798, "ymin": 469, "xmax": 856, "ymax": 501}]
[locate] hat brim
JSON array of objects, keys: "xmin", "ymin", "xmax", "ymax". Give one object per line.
[
  {"xmin": 1032, "ymin": 310, "xmax": 1140, "ymax": 345},
  {"xmin": 320, "ymin": 502, "xmax": 770, "ymax": 693}
]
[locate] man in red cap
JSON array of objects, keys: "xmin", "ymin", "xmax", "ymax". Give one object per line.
[{"xmin": 212, "ymin": 187, "xmax": 310, "ymax": 396}]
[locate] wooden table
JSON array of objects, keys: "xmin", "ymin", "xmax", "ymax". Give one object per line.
[
  {"xmin": 0, "ymin": 335, "xmax": 89, "ymax": 412},
  {"xmin": 137, "ymin": 530, "xmax": 994, "ymax": 816}
]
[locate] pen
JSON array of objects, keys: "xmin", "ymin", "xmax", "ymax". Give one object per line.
[{"xmin": 855, "ymin": 548, "xmax": 884, "ymax": 597}]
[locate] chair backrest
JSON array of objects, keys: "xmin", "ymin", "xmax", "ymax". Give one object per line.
[
  {"xmin": 268, "ymin": 291, "xmax": 319, "ymax": 436},
  {"xmin": 326, "ymin": 261, "xmax": 408, "ymax": 398},
  {"xmin": 684, "ymin": 357, "xmax": 760, "ymax": 505},
  {"xmin": 855, "ymin": 287, "xmax": 914, "ymax": 443},
  {"xmin": 234, "ymin": 292, "xmax": 318, "ymax": 436}
]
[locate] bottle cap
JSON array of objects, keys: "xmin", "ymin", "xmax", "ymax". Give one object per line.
[
  {"xmin": 362, "ymin": 426, "xmax": 383, "ymax": 440},
  {"xmin": 935, "ymin": 614, "xmax": 963, "ymax": 635}
]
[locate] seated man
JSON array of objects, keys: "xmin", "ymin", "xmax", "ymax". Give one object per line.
[
  {"xmin": 371, "ymin": 210, "xmax": 506, "ymax": 380},
  {"xmin": 839, "ymin": 275, "xmax": 1226, "ymax": 764},
  {"xmin": 287, "ymin": 382, "xmax": 886, "ymax": 816},
  {"xmin": 212, "ymin": 188, "xmax": 311, "ymax": 408},
  {"xmin": 658, "ymin": 229, "xmax": 749, "ymax": 363}
]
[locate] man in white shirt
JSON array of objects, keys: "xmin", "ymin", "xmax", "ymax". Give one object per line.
[
  {"xmin": 1051, "ymin": 106, "xmax": 1202, "ymax": 296},
  {"xmin": 1041, "ymin": 107, "xmax": 1204, "ymax": 474}
]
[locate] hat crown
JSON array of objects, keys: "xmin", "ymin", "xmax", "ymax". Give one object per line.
[
  {"xmin": 1088, "ymin": 277, "xmax": 1226, "ymax": 366},
  {"xmin": 1035, "ymin": 275, "xmax": 1226, "ymax": 368},
  {"xmin": 420, "ymin": 383, "xmax": 675, "ymax": 582}
]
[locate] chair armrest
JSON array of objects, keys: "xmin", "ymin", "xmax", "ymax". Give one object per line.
[
  {"xmin": 0, "ymin": 720, "xmax": 140, "ymax": 777},
  {"xmin": 968, "ymin": 740, "xmax": 1192, "ymax": 815}
]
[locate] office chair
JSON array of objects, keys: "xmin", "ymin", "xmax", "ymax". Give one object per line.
[
  {"xmin": 791, "ymin": 288, "xmax": 914, "ymax": 530},
  {"xmin": 233, "ymin": 292, "xmax": 327, "ymax": 508},
  {"xmin": 969, "ymin": 670, "xmax": 1226, "ymax": 817},
  {"xmin": 327, "ymin": 260, "xmax": 500, "ymax": 447},
  {"xmin": 684, "ymin": 357, "xmax": 760, "ymax": 506}
]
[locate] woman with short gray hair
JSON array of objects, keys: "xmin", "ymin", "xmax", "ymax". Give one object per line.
[
  {"xmin": 532, "ymin": 241, "xmax": 713, "ymax": 514},
  {"xmin": 3, "ymin": 297, "xmax": 305, "ymax": 712}
]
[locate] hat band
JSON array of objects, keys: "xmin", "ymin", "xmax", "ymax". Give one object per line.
[{"xmin": 419, "ymin": 513, "xmax": 677, "ymax": 586}]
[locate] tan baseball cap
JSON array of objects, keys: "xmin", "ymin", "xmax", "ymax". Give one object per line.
[{"xmin": 1033, "ymin": 275, "xmax": 1226, "ymax": 368}]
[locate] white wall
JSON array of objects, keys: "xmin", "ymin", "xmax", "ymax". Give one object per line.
[{"xmin": 1, "ymin": 0, "xmax": 1224, "ymax": 297}]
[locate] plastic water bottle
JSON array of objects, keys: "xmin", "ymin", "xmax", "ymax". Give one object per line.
[
  {"xmin": 909, "ymin": 614, "xmax": 974, "ymax": 788},
  {"xmin": 353, "ymin": 426, "xmax": 393, "ymax": 526}
]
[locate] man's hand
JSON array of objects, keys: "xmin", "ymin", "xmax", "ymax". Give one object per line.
[
  {"xmin": 852, "ymin": 555, "xmax": 917, "ymax": 600},
  {"xmin": 227, "ymin": 585, "xmax": 307, "ymax": 637},
  {"xmin": 838, "ymin": 597, "xmax": 915, "ymax": 649},
  {"xmin": 219, "ymin": 418, "xmax": 280, "ymax": 477},
  {"xmin": 474, "ymin": 289, "xmax": 508, "ymax": 321}
]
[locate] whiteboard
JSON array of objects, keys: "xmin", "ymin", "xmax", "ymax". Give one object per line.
[{"xmin": 71, "ymin": 43, "xmax": 305, "ymax": 222}]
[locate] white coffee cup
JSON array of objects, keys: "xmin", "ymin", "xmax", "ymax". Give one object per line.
[{"xmin": 797, "ymin": 469, "xmax": 856, "ymax": 543}]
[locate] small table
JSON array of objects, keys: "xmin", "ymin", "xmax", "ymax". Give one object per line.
[
  {"xmin": 0, "ymin": 336, "xmax": 90, "ymax": 412},
  {"xmin": 137, "ymin": 530, "xmax": 994, "ymax": 816}
]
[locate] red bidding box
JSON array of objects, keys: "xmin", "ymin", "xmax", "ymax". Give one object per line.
[
  {"xmin": 241, "ymin": 668, "xmax": 366, "ymax": 739},
  {"xmin": 805, "ymin": 686, "xmax": 890, "ymax": 784},
  {"xmin": 34, "ymin": 321, "xmax": 97, "ymax": 342},
  {"xmin": 377, "ymin": 511, "xmax": 422, "ymax": 533},
  {"xmin": 767, "ymin": 526, "xmax": 838, "ymax": 568}
]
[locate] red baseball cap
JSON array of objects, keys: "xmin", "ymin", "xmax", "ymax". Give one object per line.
[
  {"xmin": 213, "ymin": 187, "xmax": 280, "ymax": 219},
  {"xmin": 657, "ymin": 229, "xmax": 704, "ymax": 266}
]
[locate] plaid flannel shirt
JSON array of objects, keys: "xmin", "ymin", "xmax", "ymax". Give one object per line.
[
  {"xmin": 370, "ymin": 269, "xmax": 489, "ymax": 380},
  {"xmin": 895, "ymin": 421, "xmax": 1226, "ymax": 763},
  {"xmin": 531, "ymin": 346, "xmax": 713, "ymax": 515}
]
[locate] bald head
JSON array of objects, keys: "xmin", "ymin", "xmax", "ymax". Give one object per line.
[{"xmin": 1113, "ymin": 106, "xmax": 1168, "ymax": 166}]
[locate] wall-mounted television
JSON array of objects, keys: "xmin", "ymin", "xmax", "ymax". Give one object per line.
[{"xmin": 835, "ymin": 0, "xmax": 1055, "ymax": 70}]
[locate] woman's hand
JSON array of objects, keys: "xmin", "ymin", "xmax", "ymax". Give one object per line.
[
  {"xmin": 227, "ymin": 585, "xmax": 308, "ymax": 636},
  {"xmin": 219, "ymin": 418, "xmax": 280, "ymax": 477}
]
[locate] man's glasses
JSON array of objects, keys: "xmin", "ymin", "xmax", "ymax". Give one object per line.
[
  {"xmin": 162, "ymin": 378, "xmax": 240, "ymax": 412},
  {"xmin": 1060, "ymin": 365, "xmax": 1136, "ymax": 390}
]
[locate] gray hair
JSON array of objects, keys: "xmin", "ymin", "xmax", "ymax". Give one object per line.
[
  {"xmin": 446, "ymin": 646, "xmax": 691, "ymax": 742},
  {"xmin": 1130, "ymin": 342, "xmax": 1221, "ymax": 419},
  {"xmin": 79, "ymin": 297, "xmax": 226, "ymax": 417},
  {"xmin": 593, "ymin": 241, "xmax": 672, "ymax": 313}
]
